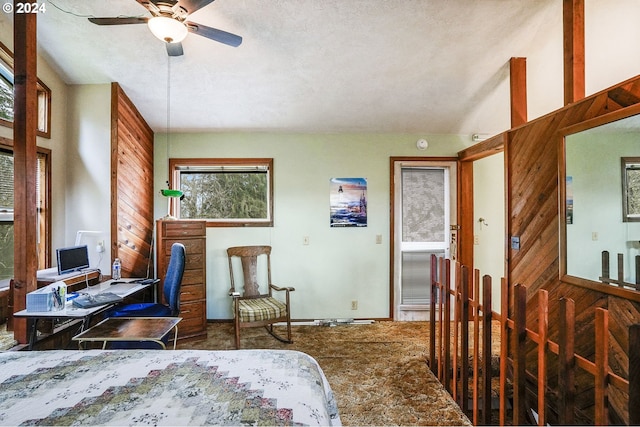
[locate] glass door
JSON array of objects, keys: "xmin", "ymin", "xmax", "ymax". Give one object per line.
[{"xmin": 393, "ymin": 160, "xmax": 457, "ymax": 320}]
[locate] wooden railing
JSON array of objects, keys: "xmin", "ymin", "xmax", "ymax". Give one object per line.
[
  {"xmin": 429, "ymin": 254, "xmax": 640, "ymax": 425},
  {"xmin": 600, "ymin": 250, "xmax": 640, "ymax": 290}
]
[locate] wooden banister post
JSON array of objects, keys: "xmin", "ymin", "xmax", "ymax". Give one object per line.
[
  {"xmin": 430, "ymin": 254, "xmax": 437, "ymax": 375},
  {"xmin": 460, "ymin": 265, "xmax": 470, "ymax": 412},
  {"xmin": 594, "ymin": 308, "xmax": 609, "ymax": 425},
  {"xmin": 602, "ymin": 250, "xmax": 610, "ymax": 282},
  {"xmin": 630, "ymin": 324, "xmax": 640, "ymax": 425},
  {"xmin": 513, "ymin": 284, "xmax": 527, "ymax": 425},
  {"xmin": 558, "ymin": 297, "xmax": 575, "ymax": 425},
  {"xmin": 481, "ymin": 274, "xmax": 492, "ymax": 425},
  {"xmin": 499, "ymin": 277, "xmax": 508, "ymax": 426},
  {"xmin": 473, "ymin": 269, "xmax": 481, "ymax": 425},
  {"xmin": 537, "ymin": 290, "xmax": 548, "ymax": 426},
  {"xmin": 443, "ymin": 258, "xmax": 451, "ymax": 392},
  {"xmin": 618, "ymin": 253, "xmax": 625, "ymax": 287}
]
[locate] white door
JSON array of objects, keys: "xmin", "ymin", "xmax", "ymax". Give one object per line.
[{"xmin": 393, "ymin": 160, "xmax": 457, "ymax": 321}]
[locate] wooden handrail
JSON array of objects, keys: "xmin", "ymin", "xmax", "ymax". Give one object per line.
[{"xmin": 429, "ymin": 254, "xmax": 638, "ymax": 426}]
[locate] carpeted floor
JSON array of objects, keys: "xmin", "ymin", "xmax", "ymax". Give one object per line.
[
  {"xmin": 0, "ymin": 323, "xmax": 15, "ymax": 350},
  {"xmin": 179, "ymin": 321, "xmax": 472, "ymax": 426}
]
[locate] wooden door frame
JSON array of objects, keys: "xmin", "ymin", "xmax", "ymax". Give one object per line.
[
  {"xmin": 389, "ymin": 156, "xmax": 458, "ymax": 319},
  {"xmin": 456, "ymin": 133, "xmax": 507, "ymax": 282}
]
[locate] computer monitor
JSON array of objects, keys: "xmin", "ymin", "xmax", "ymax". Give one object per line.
[{"xmin": 56, "ymin": 245, "xmax": 90, "ymax": 275}]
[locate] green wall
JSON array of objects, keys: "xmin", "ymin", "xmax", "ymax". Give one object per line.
[{"xmin": 154, "ymin": 132, "xmax": 471, "ymax": 320}]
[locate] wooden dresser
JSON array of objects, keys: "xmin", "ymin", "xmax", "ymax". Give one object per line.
[{"xmin": 156, "ymin": 220, "xmax": 207, "ymax": 341}]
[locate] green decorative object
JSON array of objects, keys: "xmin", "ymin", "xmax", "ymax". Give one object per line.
[
  {"xmin": 160, "ymin": 187, "xmax": 184, "ymax": 219},
  {"xmin": 160, "ymin": 189, "xmax": 184, "ymax": 198}
]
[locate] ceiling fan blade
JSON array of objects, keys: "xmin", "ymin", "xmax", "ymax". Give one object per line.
[
  {"xmin": 176, "ymin": 0, "xmax": 216, "ymax": 15},
  {"xmin": 186, "ymin": 21, "xmax": 242, "ymax": 47},
  {"xmin": 88, "ymin": 17, "xmax": 149, "ymax": 25},
  {"xmin": 166, "ymin": 42, "xmax": 184, "ymax": 56}
]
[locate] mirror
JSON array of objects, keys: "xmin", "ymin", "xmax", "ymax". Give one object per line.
[{"xmin": 562, "ymin": 111, "xmax": 640, "ymax": 290}]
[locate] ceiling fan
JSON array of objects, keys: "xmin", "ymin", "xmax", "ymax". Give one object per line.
[{"xmin": 88, "ymin": 0, "xmax": 242, "ymax": 56}]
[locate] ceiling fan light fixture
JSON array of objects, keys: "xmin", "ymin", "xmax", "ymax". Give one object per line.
[{"xmin": 148, "ymin": 16, "xmax": 188, "ymax": 43}]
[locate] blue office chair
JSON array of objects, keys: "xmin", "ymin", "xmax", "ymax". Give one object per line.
[{"xmin": 104, "ymin": 243, "xmax": 186, "ymax": 348}]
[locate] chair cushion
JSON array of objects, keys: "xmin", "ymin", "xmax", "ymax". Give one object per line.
[
  {"xmin": 237, "ymin": 297, "xmax": 287, "ymax": 322},
  {"xmin": 104, "ymin": 303, "xmax": 172, "ymax": 318}
]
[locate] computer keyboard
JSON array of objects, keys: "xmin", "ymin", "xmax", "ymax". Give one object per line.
[{"xmin": 72, "ymin": 292, "xmax": 123, "ymax": 308}]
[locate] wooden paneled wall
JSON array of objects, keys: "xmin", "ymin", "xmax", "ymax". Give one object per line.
[
  {"xmin": 110, "ymin": 83, "xmax": 155, "ymax": 278},
  {"xmin": 506, "ymin": 75, "xmax": 640, "ymax": 423}
]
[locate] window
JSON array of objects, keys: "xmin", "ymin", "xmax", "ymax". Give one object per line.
[
  {"xmin": 0, "ymin": 141, "xmax": 50, "ymax": 281},
  {"xmin": 0, "ymin": 41, "xmax": 51, "ymax": 138},
  {"xmin": 622, "ymin": 157, "xmax": 640, "ymax": 222},
  {"xmin": 170, "ymin": 158, "xmax": 274, "ymax": 227}
]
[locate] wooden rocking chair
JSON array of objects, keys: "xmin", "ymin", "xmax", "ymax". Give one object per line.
[{"xmin": 227, "ymin": 245, "xmax": 295, "ymax": 349}]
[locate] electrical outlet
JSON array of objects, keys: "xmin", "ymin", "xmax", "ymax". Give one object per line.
[
  {"xmin": 351, "ymin": 300, "xmax": 358, "ymax": 310},
  {"xmin": 474, "ymin": 235, "xmax": 479, "ymax": 245},
  {"xmin": 96, "ymin": 241, "xmax": 105, "ymax": 253},
  {"xmin": 376, "ymin": 234, "xmax": 382, "ymax": 244}
]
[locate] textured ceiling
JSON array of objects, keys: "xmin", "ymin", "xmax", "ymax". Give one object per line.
[{"xmin": 5, "ymin": 0, "xmax": 566, "ymax": 134}]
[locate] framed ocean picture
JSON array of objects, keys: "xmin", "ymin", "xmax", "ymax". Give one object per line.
[{"xmin": 330, "ymin": 178, "xmax": 367, "ymax": 227}]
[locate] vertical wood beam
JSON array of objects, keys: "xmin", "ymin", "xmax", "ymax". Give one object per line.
[
  {"xmin": 594, "ymin": 308, "xmax": 609, "ymax": 425},
  {"xmin": 499, "ymin": 277, "xmax": 508, "ymax": 425},
  {"xmin": 537, "ymin": 290, "xmax": 549, "ymax": 426},
  {"xmin": 510, "ymin": 57, "xmax": 527, "ymax": 127},
  {"xmin": 558, "ymin": 297, "xmax": 576, "ymax": 425},
  {"xmin": 481, "ymin": 274, "xmax": 492, "ymax": 425},
  {"xmin": 429, "ymin": 254, "xmax": 437, "ymax": 375},
  {"xmin": 443, "ymin": 258, "xmax": 451, "ymax": 392},
  {"xmin": 12, "ymin": 6, "xmax": 38, "ymax": 344},
  {"xmin": 512, "ymin": 284, "xmax": 527, "ymax": 425},
  {"xmin": 563, "ymin": 0, "xmax": 585, "ymax": 104},
  {"xmin": 630, "ymin": 324, "xmax": 640, "ymax": 425},
  {"xmin": 459, "ymin": 265, "xmax": 470, "ymax": 412},
  {"xmin": 457, "ymin": 160, "xmax": 473, "ymax": 270}
]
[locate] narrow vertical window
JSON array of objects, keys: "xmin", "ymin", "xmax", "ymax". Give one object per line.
[
  {"xmin": 0, "ymin": 42, "xmax": 51, "ymax": 138},
  {"xmin": 0, "ymin": 145, "xmax": 50, "ymax": 282}
]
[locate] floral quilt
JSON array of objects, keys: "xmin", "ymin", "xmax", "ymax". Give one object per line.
[{"xmin": 0, "ymin": 349, "xmax": 341, "ymax": 426}]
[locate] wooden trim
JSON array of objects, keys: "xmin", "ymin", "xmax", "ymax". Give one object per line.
[
  {"xmin": 457, "ymin": 132, "xmax": 505, "ymax": 162},
  {"xmin": 0, "ymin": 41, "xmax": 52, "ymax": 139},
  {"xmin": 557, "ymin": 102, "xmax": 640, "ymax": 302},
  {"xmin": 110, "ymin": 83, "xmax": 119, "ymax": 268},
  {"xmin": 12, "ymin": 11, "xmax": 39, "ymax": 344},
  {"xmin": 388, "ymin": 156, "xmax": 458, "ymax": 319},
  {"xmin": 457, "ymin": 160, "xmax": 473, "ymax": 270},
  {"xmin": 111, "ymin": 82, "xmax": 155, "ymax": 278},
  {"xmin": 563, "ymin": 0, "xmax": 585, "ymax": 104},
  {"xmin": 510, "ymin": 57, "xmax": 527, "ymax": 127},
  {"xmin": 561, "ymin": 102, "xmax": 640, "ymax": 137},
  {"xmin": 169, "ymin": 157, "xmax": 275, "ymax": 228},
  {"xmin": 0, "ymin": 139, "xmax": 52, "ymax": 269},
  {"xmin": 457, "ymin": 133, "xmax": 507, "ymax": 283},
  {"xmin": 389, "ymin": 157, "xmax": 396, "ymax": 319}
]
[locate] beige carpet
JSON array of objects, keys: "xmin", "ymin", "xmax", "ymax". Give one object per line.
[
  {"xmin": 179, "ymin": 321, "xmax": 471, "ymax": 426},
  {"xmin": 0, "ymin": 323, "xmax": 16, "ymax": 350}
]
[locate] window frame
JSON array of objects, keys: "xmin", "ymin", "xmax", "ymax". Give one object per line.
[
  {"xmin": 621, "ymin": 156, "xmax": 640, "ymax": 222},
  {"xmin": 0, "ymin": 41, "xmax": 51, "ymax": 138},
  {"xmin": 169, "ymin": 158, "xmax": 274, "ymax": 227},
  {"xmin": 0, "ymin": 137, "xmax": 51, "ymax": 273}
]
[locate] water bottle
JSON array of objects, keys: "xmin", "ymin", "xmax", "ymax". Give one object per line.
[{"xmin": 112, "ymin": 258, "xmax": 121, "ymax": 280}]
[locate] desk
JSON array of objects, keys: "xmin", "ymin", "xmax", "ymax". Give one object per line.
[
  {"xmin": 73, "ymin": 317, "xmax": 181, "ymax": 350},
  {"xmin": 13, "ymin": 279, "xmax": 157, "ymax": 350}
]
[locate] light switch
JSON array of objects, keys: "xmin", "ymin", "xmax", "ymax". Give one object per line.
[{"xmin": 511, "ymin": 236, "xmax": 520, "ymax": 250}]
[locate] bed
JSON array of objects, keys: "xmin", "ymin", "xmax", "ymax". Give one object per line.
[{"xmin": 0, "ymin": 349, "xmax": 341, "ymax": 426}]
